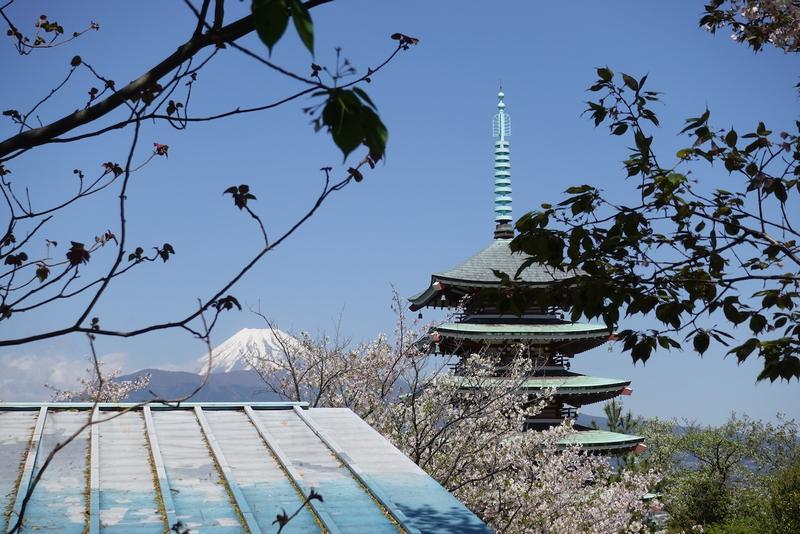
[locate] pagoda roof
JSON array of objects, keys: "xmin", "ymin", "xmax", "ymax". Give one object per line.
[
  {"xmin": 427, "ymin": 321, "xmax": 611, "ymax": 355},
  {"xmin": 451, "ymin": 374, "xmax": 630, "ymax": 407},
  {"xmin": 557, "ymin": 429, "xmax": 644, "ymax": 452},
  {"xmin": 434, "ymin": 321, "xmax": 610, "ymax": 341},
  {"xmin": 452, "ymin": 374, "xmax": 630, "ymax": 394},
  {"xmin": 410, "ymin": 239, "xmax": 578, "ymax": 310}
]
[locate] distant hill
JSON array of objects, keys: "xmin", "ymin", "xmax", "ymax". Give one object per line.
[
  {"xmin": 120, "ymin": 368, "xmax": 285, "ymax": 402},
  {"xmin": 577, "ymin": 413, "xmax": 610, "ymax": 430}
]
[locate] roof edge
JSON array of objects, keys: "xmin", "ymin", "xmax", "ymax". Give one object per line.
[{"xmin": 0, "ymin": 401, "xmax": 309, "ymax": 410}]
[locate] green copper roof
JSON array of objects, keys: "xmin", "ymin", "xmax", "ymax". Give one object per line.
[
  {"xmin": 434, "ymin": 239, "xmax": 576, "ymax": 285},
  {"xmin": 409, "ymin": 239, "xmax": 580, "ymax": 309},
  {"xmin": 557, "ymin": 430, "xmax": 644, "ymax": 451},
  {"xmin": 434, "ymin": 321, "xmax": 610, "ymax": 341},
  {"xmin": 452, "ymin": 375, "xmax": 630, "ymax": 394}
]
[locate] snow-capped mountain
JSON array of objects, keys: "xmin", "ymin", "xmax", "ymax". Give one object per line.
[{"xmin": 195, "ymin": 327, "xmax": 299, "ymax": 374}]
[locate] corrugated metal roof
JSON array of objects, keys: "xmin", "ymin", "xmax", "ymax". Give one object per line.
[{"xmin": 0, "ymin": 403, "xmax": 491, "ymax": 534}]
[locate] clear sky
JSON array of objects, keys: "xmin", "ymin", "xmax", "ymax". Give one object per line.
[{"xmin": 0, "ymin": 1, "xmax": 797, "ymax": 423}]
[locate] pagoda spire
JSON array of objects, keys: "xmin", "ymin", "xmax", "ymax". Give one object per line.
[{"xmin": 492, "ymin": 87, "xmax": 513, "ymax": 239}]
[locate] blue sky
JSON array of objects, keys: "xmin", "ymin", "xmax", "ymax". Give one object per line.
[{"xmin": 0, "ymin": 1, "xmax": 797, "ymax": 423}]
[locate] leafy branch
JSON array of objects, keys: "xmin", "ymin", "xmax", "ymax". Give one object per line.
[{"xmin": 510, "ymin": 66, "xmax": 799, "ymax": 381}]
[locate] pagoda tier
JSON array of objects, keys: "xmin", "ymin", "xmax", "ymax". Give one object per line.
[
  {"xmin": 558, "ymin": 429, "xmax": 645, "ymax": 453},
  {"xmin": 450, "ymin": 373, "xmax": 632, "ymax": 408},
  {"xmin": 429, "ymin": 320, "xmax": 611, "ymax": 356}
]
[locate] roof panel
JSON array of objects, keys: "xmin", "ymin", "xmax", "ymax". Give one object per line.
[
  {"xmin": 202, "ymin": 409, "xmax": 320, "ymax": 533},
  {"xmin": 25, "ymin": 410, "xmax": 89, "ymax": 533},
  {"xmin": 253, "ymin": 409, "xmax": 398, "ymax": 533},
  {"xmin": 310, "ymin": 408, "xmax": 493, "ymax": 534},
  {"xmin": 97, "ymin": 411, "xmax": 162, "ymax": 532},
  {"xmin": 151, "ymin": 410, "xmax": 242, "ymax": 532},
  {"xmin": 0, "ymin": 411, "xmax": 37, "ymax": 532}
]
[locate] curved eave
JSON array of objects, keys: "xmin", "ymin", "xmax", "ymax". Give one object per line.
[
  {"xmin": 431, "ymin": 323, "xmax": 612, "ymax": 355},
  {"xmin": 557, "ymin": 430, "xmax": 644, "ymax": 453},
  {"xmin": 408, "ymin": 274, "xmax": 569, "ymax": 311},
  {"xmin": 409, "ymin": 279, "xmax": 440, "ymax": 311},
  {"xmin": 433, "ymin": 336, "xmax": 609, "ymax": 356},
  {"xmin": 453, "ymin": 376, "xmax": 630, "ymax": 394},
  {"xmin": 453, "ymin": 376, "xmax": 630, "ymax": 407},
  {"xmin": 435, "ymin": 322, "xmax": 610, "ymax": 341}
]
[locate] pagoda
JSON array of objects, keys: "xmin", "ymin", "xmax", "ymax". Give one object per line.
[{"xmin": 410, "ymin": 90, "xmax": 645, "ymax": 454}]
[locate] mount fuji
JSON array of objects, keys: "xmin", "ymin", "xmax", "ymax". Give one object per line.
[{"xmin": 193, "ymin": 327, "xmax": 298, "ymax": 374}]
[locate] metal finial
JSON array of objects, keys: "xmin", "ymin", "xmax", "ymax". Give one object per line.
[{"xmin": 492, "ymin": 89, "xmax": 513, "ymax": 239}]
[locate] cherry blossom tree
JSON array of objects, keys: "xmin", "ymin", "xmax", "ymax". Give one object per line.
[
  {"xmin": 47, "ymin": 356, "xmax": 150, "ymax": 402},
  {"xmin": 250, "ymin": 294, "xmax": 660, "ymax": 533}
]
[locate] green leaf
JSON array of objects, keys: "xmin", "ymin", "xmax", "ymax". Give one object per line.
[
  {"xmin": 728, "ymin": 338, "xmax": 759, "ymax": 363},
  {"xmin": 252, "ymin": 0, "xmax": 289, "ymax": 55},
  {"xmin": 612, "ymin": 123, "xmax": 628, "ymax": 136},
  {"xmin": 289, "ymin": 0, "xmax": 314, "ymax": 55},
  {"xmin": 565, "ymin": 185, "xmax": 594, "ymax": 194},
  {"xmin": 693, "ymin": 330, "xmax": 710, "ymax": 355},
  {"xmin": 631, "ymin": 337, "xmax": 654, "ymax": 363},
  {"xmin": 749, "ymin": 314, "xmax": 767, "ymax": 334},
  {"xmin": 359, "ymin": 107, "xmax": 388, "ymax": 161},
  {"xmin": 723, "ymin": 302, "xmax": 746, "ymax": 324},
  {"xmin": 621, "ymin": 73, "xmax": 639, "ymax": 92},
  {"xmin": 322, "ymin": 94, "xmax": 361, "ymax": 160},
  {"xmin": 724, "ymin": 129, "xmax": 737, "ymax": 148},
  {"xmin": 352, "ymin": 87, "xmax": 377, "ymax": 111},
  {"xmin": 35, "ymin": 264, "xmax": 49, "ymax": 282},
  {"xmin": 320, "ymin": 89, "xmax": 387, "ymax": 161},
  {"xmin": 596, "ymin": 67, "xmax": 613, "ymax": 82}
]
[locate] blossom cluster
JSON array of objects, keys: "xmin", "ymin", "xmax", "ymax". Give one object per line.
[
  {"xmin": 49, "ymin": 357, "xmax": 150, "ymax": 402},
  {"xmin": 704, "ymin": 0, "xmax": 800, "ymax": 52}
]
